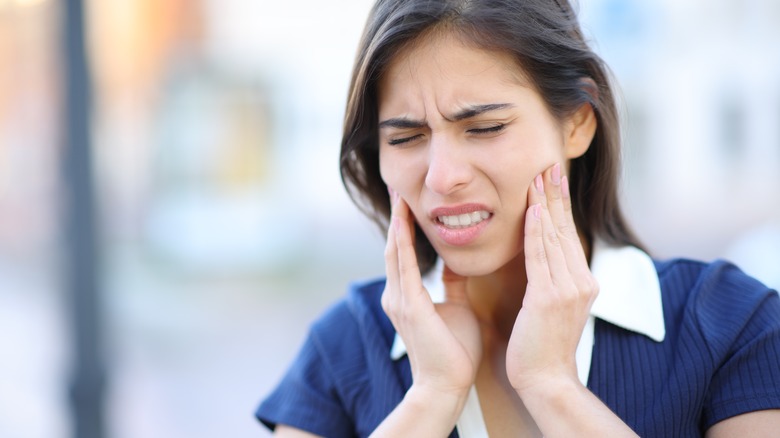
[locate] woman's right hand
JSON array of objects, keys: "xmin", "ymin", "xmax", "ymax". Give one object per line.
[{"xmin": 381, "ymin": 191, "xmax": 482, "ymax": 410}]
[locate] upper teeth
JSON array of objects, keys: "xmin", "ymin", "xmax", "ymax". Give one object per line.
[{"xmin": 438, "ymin": 211, "xmax": 490, "ymax": 228}]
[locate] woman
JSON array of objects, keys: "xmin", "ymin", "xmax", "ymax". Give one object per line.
[{"xmin": 257, "ymin": 0, "xmax": 780, "ymax": 436}]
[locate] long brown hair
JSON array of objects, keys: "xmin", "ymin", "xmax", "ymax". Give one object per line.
[{"xmin": 340, "ymin": 0, "xmax": 644, "ymax": 273}]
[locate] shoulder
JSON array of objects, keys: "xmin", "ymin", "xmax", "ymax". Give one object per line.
[
  {"xmin": 654, "ymin": 257, "xmax": 772, "ymax": 290},
  {"xmin": 654, "ymin": 257, "xmax": 780, "ymax": 362},
  {"xmin": 654, "ymin": 258, "xmax": 778, "ymax": 323},
  {"xmin": 590, "ymin": 258, "xmax": 780, "ymax": 433},
  {"xmin": 655, "ymin": 258, "xmax": 780, "ymax": 428},
  {"xmin": 256, "ymin": 277, "xmax": 398, "ymax": 436},
  {"xmin": 308, "ymin": 277, "xmax": 390, "ymax": 351},
  {"xmin": 302, "ymin": 276, "xmax": 398, "ymax": 392}
]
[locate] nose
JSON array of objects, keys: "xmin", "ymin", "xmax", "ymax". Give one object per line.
[{"xmin": 424, "ymin": 135, "xmax": 473, "ymax": 195}]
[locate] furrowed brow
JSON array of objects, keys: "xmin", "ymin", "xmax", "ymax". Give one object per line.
[
  {"xmin": 378, "ymin": 117, "xmax": 427, "ymax": 129},
  {"xmin": 450, "ymin": 103, "xmax": 513, "ymax": 121},
  {"xmin": 378, "ymin": 103, "xmax": 512, "ymax": 128}
]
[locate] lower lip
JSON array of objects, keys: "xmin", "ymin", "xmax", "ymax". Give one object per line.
[{"xmin": 434, "ymin": 216, "xmax": 491, "ymax": 246}]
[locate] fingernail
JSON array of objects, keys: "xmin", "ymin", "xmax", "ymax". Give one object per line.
[
  {"xmin": 551, "ymin": 163, "xmax": 561, "ymax": 186},
  {"xmin": 533, "ymin": 203, "xmax": 541, "ymax": 219},
  {"xmin": 562, "ymin": 176, "xmax": 570, "ymax": 199},
  {"xmin": 535, "ymin": 174, "xmax": 543, "ymax": 192}
]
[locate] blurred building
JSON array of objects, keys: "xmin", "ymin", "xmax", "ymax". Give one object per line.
[
  {"xmin": 0, "ymin": 0, "xmax": 59, "ymax": 259},
  {"xmin": 580, "ymin": 0, "xmax": 780, "ymax": 283},
  {"xmin": 0, "ymin": 2, "xmax": 66, "ymax": 437}
]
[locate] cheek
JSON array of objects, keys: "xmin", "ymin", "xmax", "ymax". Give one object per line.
[
  {"xmin": 378, "ymin": 147, "xmax": 396, "ymax": 189},
  {"xmin": 485, "ymin": 146, "xmax": 537, "ymax": 191},
  {"xmin": 380, "ymin": 148, "xmax": 424, "ymax": 194},
  {"xmin": 378, "ymin": 154, "xmax": 388, "ymax": 185},
  {"xmin": 489, "ymin": 132, "xmax": 566, "ymax": 183}
]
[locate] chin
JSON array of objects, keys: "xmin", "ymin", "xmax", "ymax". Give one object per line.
[{"xmin": 439, "ymin": 252, "xmax": 511, "ymax": 278}]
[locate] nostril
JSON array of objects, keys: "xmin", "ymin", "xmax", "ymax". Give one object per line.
[{"xmin": 425, "ymin": 161, "xmax": 472, "ymax": 196}]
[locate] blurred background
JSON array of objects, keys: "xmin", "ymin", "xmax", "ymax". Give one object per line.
[{"xmin": 0, "ymin": 0, "xmax": 778, "ymax": 437}]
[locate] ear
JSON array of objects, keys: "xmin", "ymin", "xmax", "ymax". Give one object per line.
[{"xmin": 564, "ymin": 84, "xmax": 598, "ymax": 159}]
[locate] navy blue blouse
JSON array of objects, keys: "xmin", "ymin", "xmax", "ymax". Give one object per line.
[{"xmin": 257, "ymin": 259, "xmax": 780, "ymax": 437}]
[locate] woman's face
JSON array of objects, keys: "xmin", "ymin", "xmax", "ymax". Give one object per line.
[{"xmin": 378, "ymin": 32, "xmax": 587, "ymax": 277}]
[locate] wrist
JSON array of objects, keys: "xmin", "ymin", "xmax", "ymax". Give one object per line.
[
  {"xmin": 515, "ymin": 374, "xmax": 583, "ymax": 411},
  {"xmin": 405, "ymin": 383, "xmax": 471, "ymax": 423},
  {"xmin": 370, "ymin": 384, "xmax": 472, "ymax": 437},
  {"xmin": 514, "ymin": 375, "xmax": 639, "ymax": 436}
]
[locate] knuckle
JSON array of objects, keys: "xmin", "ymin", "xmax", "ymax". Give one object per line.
[
  {"xmin": 580, "ymin": 275, "xmax": 599, "ymax": 296},
  {"xmin": 380, "ymin": 290, "xmax": 393, "ymax": 313},
  {"xmin": 557, "ymin": 223, "xmax": 576, "ymax": 239},
  {"xmin": 589, "ymin": 280, "xmax": 600, "ymax": 297},
  {"xmin": 533, "ymin": 248, "xmax": 548, "ymax": 265},
  {"xmin": 544, "ymin": 231, "xmax": 561, "ymax": 247}
]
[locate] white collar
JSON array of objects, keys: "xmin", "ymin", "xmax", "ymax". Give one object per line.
[
  {"xmin": 588, "ymin": 240, "xmax": 665, "ymax": 342},
  {"xmin": 389, "ymin": 240, "xmax": 665, "ymax": 361}
]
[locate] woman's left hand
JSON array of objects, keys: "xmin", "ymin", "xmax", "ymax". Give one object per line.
[{"xmin": 505, "ymin": 162, "xmax": 599, "ymax": 394}]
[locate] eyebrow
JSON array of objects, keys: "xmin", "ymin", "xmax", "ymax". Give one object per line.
[
  {"xmin": 378, "ymin": 103, "xmax": 513, "ymax": 129},
  {"xmin": 450, "ymin": 103, "xmax": 513, "ymax": 121}
]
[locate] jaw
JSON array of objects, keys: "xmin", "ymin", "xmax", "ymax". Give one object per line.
[{"xmin": 429, "ymin": 237, "xmax": 523, "ymax": 278}]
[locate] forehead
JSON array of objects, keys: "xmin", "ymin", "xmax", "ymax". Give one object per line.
[{"xmin": 377, "ymin": 30, "xmax": 530, "ymax": 102}]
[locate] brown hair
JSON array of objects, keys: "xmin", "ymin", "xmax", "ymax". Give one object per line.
[{"xmin": 340, "ymin": 0, "xmax": 645, "ymax": 273}]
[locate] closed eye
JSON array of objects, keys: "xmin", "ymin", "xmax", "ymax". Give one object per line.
[
  {"xmin": 387, "ymin": 134, "xmax": 423, "ymax": 146},
  {"xmin": 468, "ymin": 124, "xmax": 505, "ymax": 135}
]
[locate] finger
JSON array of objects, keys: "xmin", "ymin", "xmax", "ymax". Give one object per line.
[
  {"xmin": 527, "ymin": 172, "xmax": 545, "ymax": 210},
  {"xmin": 393, "ymin": 198, "xmax": 433, "ymax": 313},
  {"xmin": 524, "ymin": 202, "xmax": 552, "ymax": 285},
  {"xmin": 542, "ymin": 165, "xmax": 584, "ymax": 266},
  {"xmin": 383, "ymin": 187, "xmax": 406, "ymax": 313},
  {"xmin": 560, "ymin": 174, "xmax": 586, "ymax": 258},
  {"xmin": 544, "ymin": 163, "xmax": 571, "ymax": 239},
  {"xmin": 545, "ymin": 166, "xmax": 584, "ymax": 254},
  {"xmin": 382, "ymin": 206, "xmax": 401, "ymax": 314},
  {"xmin": 560, "ymin": 174, "xmax": 598, "ymax": 296},
  {"xmin": 531, "ymin": 172, "xmax": 569, "ymax": 285},
  {"xmin": 544, "ymin": 166, "xmax": 590, "ymax": 283}
]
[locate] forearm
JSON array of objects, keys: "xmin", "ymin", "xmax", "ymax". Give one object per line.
[
  {"xmin": 519, "ymin": 377, "xmax": 639, "ymax": 437},
  {"xmin": 370, "ymin": 385, "xmax": 467, "ymax": 437}
]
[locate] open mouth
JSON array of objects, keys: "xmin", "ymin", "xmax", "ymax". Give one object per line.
[{"xmin": 436, "ymin": 211, "xmax": 491, "ymax": 228}]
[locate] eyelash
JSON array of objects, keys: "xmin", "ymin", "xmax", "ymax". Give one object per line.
[
  {"xmin": 468, "ymin": 124, "xmax": 505, "ymax": 134},
  {"xmin": 387, "ymin": 134, "xmax": 422, "ymax": 146},
  {"xmin": 386, "ymin": 124, "xmax": 505, "ymax": 146}
]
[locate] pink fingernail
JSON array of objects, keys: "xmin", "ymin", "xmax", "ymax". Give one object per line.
[
  {"xmin": 562, "ymin": 176, "xmax": 570, "ymax": 199},
  {"xmin": 551, "ymin": 163, "xmax": 561, "ymax": 186},
  {"xmin": 535, "ymin": 174, "xmax": 543, "ymax": 192},
  {"xmin": 533, "ymin": 203, "xmax": 541, "ymax": 219}
]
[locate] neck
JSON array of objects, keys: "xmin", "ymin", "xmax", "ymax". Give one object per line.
[
  {"xmin": 466, "ymin": 252, "xmax": 527, "ymax": 341},
  {"xmin": 463, "ymin": 233, "xmax": 592, "ymax": 341}
]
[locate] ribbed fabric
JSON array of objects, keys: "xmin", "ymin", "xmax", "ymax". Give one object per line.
[
  {"xmin": 257, "ymin": 259, "xmax": 780, "ymax": 437},
  {"xmin": 257, "ymin": 279, "xmax": 445, "ymax": 438},
  {"xmin": 589, "ymin": 259, "xmax": 780, "ymax": 437}
]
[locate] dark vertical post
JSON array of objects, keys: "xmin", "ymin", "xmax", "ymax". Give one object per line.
[{"xmin": 62, "ymin": 0, "xmax": 105, "ymax": 437}]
